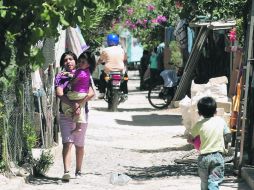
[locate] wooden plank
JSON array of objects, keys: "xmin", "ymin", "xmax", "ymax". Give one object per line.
[{"xmin": 229, "ymin": 69, "xmax": 240, "ymax": 97}]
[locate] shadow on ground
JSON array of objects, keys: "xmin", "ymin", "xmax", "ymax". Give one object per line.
[
  {"xmin": 128, "ymin": 88, "xmax": 148, "ymax": 93},
  {"xmin": 221, "ymin": 177, "xmax": 250, "ymax": 189},
  {"xmin": 124, "ymin": 163, "xmax": 238, "ymax": 181},
  {"xmin": 115, "ymin": 114, "xmax": 182, "ymax": 126},
  {"xmin": 27, "ymin": 175, "xmax": 63, "ymax": 185},
  {"xmin": 124, "ymin": 164, "xmax": 198, "ymax": 180},
  {"xmin": 92, "ymin": 107, "xmax": 156, "ymax": 112},
  {"xmin": 130, "ymin": 144, "xmax": 193, "ymax": 153},
  {"xmin": 224, "ymin": 163, "xmax": 238, "ymax": 177},
  {"xmin": 172, "ymin": 134, "xmax": 186, "ymax": 139}
]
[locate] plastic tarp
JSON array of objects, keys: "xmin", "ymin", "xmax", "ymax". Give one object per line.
[
  {"xmin": 66, "ymin": 26, "xmax": 90, "ymax": 57},
  {"xmin": 160, "ymin": 69, "xmax": 179, "ymax": 87}
]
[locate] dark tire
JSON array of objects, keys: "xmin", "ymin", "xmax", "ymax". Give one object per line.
[
  {"xmin": 148, "ymin": 84, "xmax": 172, "ymax": 109},
  {"xmin": 108, "ymin": 89, "xmax": 119, "ymax": 112},
  {"xmin": 104, "ymin": 88, "xmax": 109, "ymax": 103}
]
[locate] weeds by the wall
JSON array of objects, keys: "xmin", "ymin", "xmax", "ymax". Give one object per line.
[
  {"xmin": 23, "ymin": 122, "xmax": 37, "ymax": 152},
  {"xmin": 33, "ymin": 150, "xmax": 54, "ymax": 176}
]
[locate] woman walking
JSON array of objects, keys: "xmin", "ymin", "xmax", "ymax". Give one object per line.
[{"xmin": 55, "ymin": 51, "xmax": 95, "ymax": 181}]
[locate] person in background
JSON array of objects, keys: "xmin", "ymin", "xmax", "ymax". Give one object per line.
[
  {"xmin": 97, "ymin": 34, "xmax": 128, "ymax": 100},
  {"xmin": 55, "ymin": 51, "xmax": 95, "ymax": 181},
  {"xmin": 187, "ymin": 96, "xmax": 231, "ymax": 190},
  {"xmin": 149, "ymin": 47, "xmax": 159, "ymax": 83},
  {"xmin": 156, "ymin": 42, "xmax": 165, "ymax": 74},
  {"xmin": 139, "ymin": 49, "xmax": 150, "ymax": 90}
]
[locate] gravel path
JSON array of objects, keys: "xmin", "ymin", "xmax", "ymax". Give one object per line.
[{"xmin": 21, "ymin": 71, "xmax": 250, "ymax": 190}]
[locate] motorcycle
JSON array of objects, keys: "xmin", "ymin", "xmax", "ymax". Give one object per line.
[{"xmin": 104, "ymin": 71, "xmax": 128, "ymax": 112}]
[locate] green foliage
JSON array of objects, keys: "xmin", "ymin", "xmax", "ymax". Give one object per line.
[
  {"xmin": 0, "ymin": 101, "xmax": 8, "ymax": 172},
  {"xmin": 0, "ymin": 0, "xmax": 129, "ymax": 81},
  {"xmin": 236, "ymin": 18, "xmax": 244, "ymax": 45},
  {"xmin": 169, "ymin": 41, "xmax": 182, "ymax": 67},
  {"xmin": 0, "ymin": 101, "xmax": 3, "ymax": 114},
  {"xmin": 78, "ymin": 0, "xmax": 133, "ymax": 50},
  {"xmin": 0, "ymin": 0, "xmax": 250, "ymax": 82},
  {"xmin": 33, "ymin": 150, "xmax": 54, "ymax": 176},
  {"xmin": 0, "ymin": 101, "xmax": 4, "ymax": 135},
  {"xmin": 79, "ymin": 2, "xmax": 113, "ymax": 49},
  {"xmin": 111, "ymin": 0, "xmax": 174, "ymax": 49},
  {"xmin": 0, "ymin": 102, "xmax": 4, "ymax": 168},
  {"xmin": 23, "ymin": 122, "xmax": 37, "ymax": 151},
  {"xmin": 0, "ymin": 160, "xmax": 5, "ymax": 172},
  {"xmin": 107, "ymin": 0, "xmax": 249, "ymax": 60},
  {"xmin": 177, "ymin": 0, "xmax": 248, "ymax": 21},
  {"xmin": 177, "ymin": 0, "xmax": 249, "ymax": 44}
]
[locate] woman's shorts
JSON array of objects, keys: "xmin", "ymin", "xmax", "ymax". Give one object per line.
[{"xmin": 59, "ymin": 113, "xmax": 88, "ymax": 147}]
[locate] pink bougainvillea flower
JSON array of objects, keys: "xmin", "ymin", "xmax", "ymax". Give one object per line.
[
  {"xmin": 130, "ymin": 23, "xmax": 137, "ymax": 29},
  {"xmin": 147, "ymin": 4, "xmax": 155, "ymax": 11},
  {"xmin": 127, "ymin": 8, "xmax": 134, "ymax": 15},
  {"xmin": 151, "ymin": 18, "xmax": 158, "ymax": 23},
  {"xmin": 156, "ymin": 15, "xmax": 167, "ymax": 23},
  {"xmin": 142, "ymin": 19, "xmax": 148, "ymax": 28},
  {"xmin": 136, "ymin": 19, "xmax": 143, "ymax": 25},
  {"xmin": 125, "ymin": 19, "xmax": 131, "ymax": 26},
  {"xmin": 229, "ymin": 28, "xmax": 237, "ymax": 42}
]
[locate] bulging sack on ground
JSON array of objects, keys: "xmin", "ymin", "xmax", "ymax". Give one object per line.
[
  {"xmin": 179, "ymin": 95, "xmax": 192, "ymax": 130},
  {"xmin": 191, "ymin": 76, "xmax": 228, "ymax": 98},
  {"xmin": 110, "ymin": 173, "xmax": 132, "ymax": 186}
]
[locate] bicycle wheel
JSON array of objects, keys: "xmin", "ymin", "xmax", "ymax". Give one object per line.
[{"xmin": 148, "ymin": 84, "xmax": 172, "ymax": 109}]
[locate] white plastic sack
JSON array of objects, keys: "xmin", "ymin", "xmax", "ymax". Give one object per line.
[
  {"xmin": 110, "ymin": 173, "xmax": 132, "ymax": 186},
  {"xmin": 191, "ymin": 76, "xmax": 228, "ymax": 99},
  {"xmin": 181, "ymin": 76, "xmax": 230, "ymax": 137},
  {"xmin": 31, "ymin": 69, "xmax": 43, "ymax": 91},
  {"xmin": 209, "ymin": 84, "xmax": 227, "ymax": 98},
  {"xmin": 179, "ymin": 95, "xmax": 192, "ymax": 130},
  {"xmin": 191, "ymin": 81, "xmax": 211, "ymax": 98}
]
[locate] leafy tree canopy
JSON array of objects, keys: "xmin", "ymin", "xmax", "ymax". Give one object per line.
[
  {"xmin": 108, "ymin": 0, "xmax": 249, "ymax": 50},
  {"xmin": 109, "ymin": 0, "xmax": 179, "ymax": 50},
  {"xmin": 0, "ymin": 0, "xmax": 251, "ymax": 86},
  {"xmin": 0, "ymin": 0, "xmax": 130, "ymax": 85}
]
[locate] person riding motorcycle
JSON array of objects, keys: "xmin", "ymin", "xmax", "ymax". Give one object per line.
[{"xmin": 97, "ymin": 34, "xmax": 128, "ymax": 100}]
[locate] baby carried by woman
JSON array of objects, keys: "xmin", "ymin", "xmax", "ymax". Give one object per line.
[{"xmin": 61, "ymin": 52, "xmax": 94, "ymax": 133}]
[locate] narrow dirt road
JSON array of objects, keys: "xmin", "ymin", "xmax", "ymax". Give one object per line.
[{"xmin": 22, "ymin": 70, "xmax": 250, "ymax": 190}]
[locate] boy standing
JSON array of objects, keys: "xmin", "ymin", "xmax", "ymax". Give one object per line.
[{"xmin": 188, "ymin": 96, "xmax": 231, "ymax": 190}]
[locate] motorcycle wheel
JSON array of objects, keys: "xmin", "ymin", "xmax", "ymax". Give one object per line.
[
  {"xmin": 148, "ymin": 84, "xmax": 172, "ymax": 109},
  {"xmin": 108, "ymin": 89, "xmax": 119, "ymax": 112}
]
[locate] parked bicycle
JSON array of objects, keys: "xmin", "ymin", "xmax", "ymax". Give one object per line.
[{"xmin": 147, "ymin": 69, "xmax": 180, "ymax": 109}]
